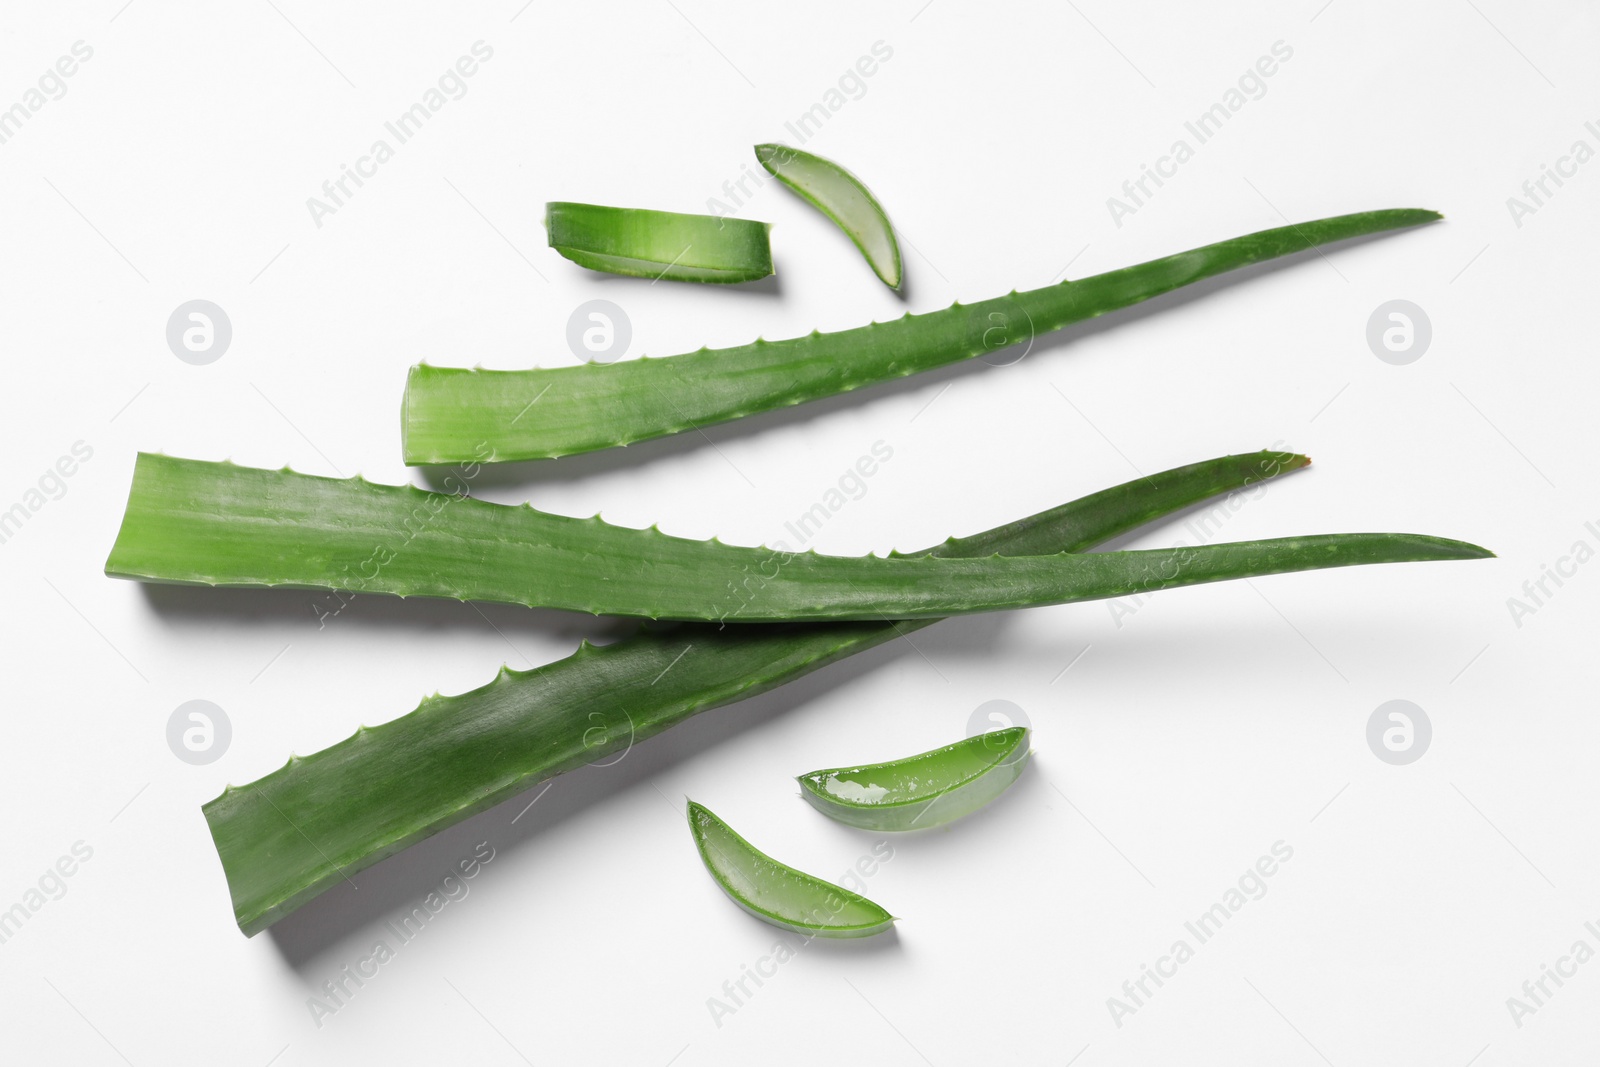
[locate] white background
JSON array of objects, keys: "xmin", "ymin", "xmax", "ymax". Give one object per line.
[{"xmin": 2, "ymin": 1, "xmax": 1596, "ymax": 1063}]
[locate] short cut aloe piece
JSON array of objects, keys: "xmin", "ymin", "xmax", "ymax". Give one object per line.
[
  {"xmin": 687, "ymin": 801, "xmax": 894, "ymax": 938},
  {"xmin": 798, "ymin": 727, "xmax": 1031, "ymax": 831},
  {"xmin": 402, "ymin": 208, "xmax": 1441, "ymax": 463},
  {"xmin": 545, "ymin": 201, "xmax": 773, "ymax": 283},
  {"xmin": 105, "ymin": 454, "xmax": 1488, "ymax": 623},
  {"xmin": 200, "ymin": 449, "xmax": 1309, "ymax": 934},
  {"xmin": 755, "ymin": 143, "xmax": 901, "ymax": 288}
]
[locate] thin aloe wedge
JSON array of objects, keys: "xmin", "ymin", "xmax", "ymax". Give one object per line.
[
  {"xmin": 104, "ymin": 454, "xmax": 1488, "ymax": 623},
  {"xmin": 402, "ymin": 207, "xmax": 1441, "ymax": 463},
  {"xmin": 755, "ymin": 143, "xmax": 901, "ymax": 288},
  {"xmin": 201, "ymin": 449, "xmax": 1309, "ymax": 934},
  {"xmin": 688, "ymin": 801, "xmax": 894, "ymax": 938},
  {"xmin": 799, "ymin": 727, "xmax": 1031, "ymax": 831},
  {"xmin": 545, "ymin": 201, "xmax": 773, "ymax": 283}
]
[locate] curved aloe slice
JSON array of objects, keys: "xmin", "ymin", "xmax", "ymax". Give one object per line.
[
  {"xmin": 688, "ymin": 801, "xmax": 894, "ymax": 938},
  {"xmin": 104, "ymin": 454, "xmax": 1489, "ymax": 623},
  {"xmin": 755, "ymin": 143, "xmax": 901, "ymax": 288},
  {"xmin": 402, "ymin": 208, "xmax": 1441, "ymax": 463},
  {"xmin": 799, "ymin": 727, "xmax": 1030, "ymax": 831},
  {"xmin": 203, "ymin": 449, "xmax": 1308, "ymax": 934},
  {"xmin": 545, "ymin": 201, "xmax": 773, "ymax": 283}
]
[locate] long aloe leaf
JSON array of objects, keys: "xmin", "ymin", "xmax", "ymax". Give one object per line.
[
  {"xmin": 105, "ymin": 453, "xmax": 1486, "ymax": 623},
  {"xmin": 402, "ymin": 208, "xmax": 1441, "ymax": 463},
  {"xmin": 200, "ymin": 450, "xmax": 1454, "ymax": 935}
]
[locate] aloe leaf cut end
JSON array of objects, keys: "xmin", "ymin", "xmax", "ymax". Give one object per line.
[{"xmin": 755, "ymin": 142, "xmax": 902, "ymax": 289}]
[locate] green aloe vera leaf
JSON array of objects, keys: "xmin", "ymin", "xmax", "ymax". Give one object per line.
[
  {"xmin": 401, "ymin": 207, "xmax": 1441, "ymax": 463},
  {"xmin": 755, "ymin": 143, "xmax": 901, "ymax": 288},
  {"xmin": 105, "ymin": 454, "xmax": 1487, "ymax": 623},
  {"xmin": 201, "ymin": 449, "xmax": 1310, "ymax": 935},
  {"xmin": 798, "ymin": 727, "xmax": 1031, "ymax": 831},
  {"xmin": 687, "ymin": 801, "xmax": 895, "ymax": 938},
  {"xmin": 545, "ymin": 201, "xmax": 773, "ymax": 283}
]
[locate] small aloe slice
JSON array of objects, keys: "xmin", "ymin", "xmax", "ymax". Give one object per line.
[
  {"xmin": 687, "ymin": 801, "xmax": 895, "ymax": 938},
  {"xmin": 545, "ymin": 201, "xmax": 773, "ymax": 283},
  {"xmin": 798, "ymin": 727, "xmax": 1031, "ymax": 831},
  {"xmin": 755, "ymin": 143, "xmax": 901, "ymax": 289}
]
